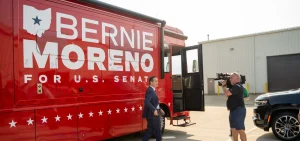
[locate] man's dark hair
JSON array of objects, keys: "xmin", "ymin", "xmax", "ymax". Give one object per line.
[{"xmin": 149, "ymin": 76, "xmax": 157, "ymax": 85}]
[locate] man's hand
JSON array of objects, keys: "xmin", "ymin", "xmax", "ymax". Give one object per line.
[
  {"xmin": 221, "ymin": 80, "xmax": 232, "ymax": 97},
  {"xmin": 221, "ymin": 80, "xmax": 227, "ymax": 87},
  {"xmin": 244, "ymin": 97, "xmax": 250, "ymax": 101},
  {"xmin": 154, "ymin": 110, "xmax": 158, "ymax": 116},
  {"xmin": 160, "ymin": 109, "xmax": 165, "ymax": 116},
  {"xmin": 298, "ymin": 111, "xmax": 300, "ymax": 121}
]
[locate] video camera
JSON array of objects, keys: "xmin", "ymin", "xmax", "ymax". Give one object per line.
[{"xmin": 214, "ymin": 73, "xmax": 246, "ymax": 89}]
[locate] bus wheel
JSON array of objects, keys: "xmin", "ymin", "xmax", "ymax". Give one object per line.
[
  {"xmin": 151, "ymin": 114, "xmax": 166, "ymax": 138},
  {"xmin": 160, "ymin": 114, "xmax": 165, "ymax": 135}
]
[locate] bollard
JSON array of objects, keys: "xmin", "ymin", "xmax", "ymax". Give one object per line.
[
  {"xmin": 217, "ymin": 85, "xmax": 220, "ymax": 95},
  {"xmin": 246, "ymin": 83, "xmax": 250, "ymax": 91},
  {"xmin": 264, "ymin": 83, "xmax": 268, "ymax": 93}
]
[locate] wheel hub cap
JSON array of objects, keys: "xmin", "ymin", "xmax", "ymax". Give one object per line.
[{"xmin": 275, "ymin": 115, "xmax": 300, "ymax": 139}]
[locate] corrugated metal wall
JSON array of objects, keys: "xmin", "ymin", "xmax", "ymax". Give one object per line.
[
  {"xmin": 202, "ymin": 28, "xmax": 300, "ymax": 94},
  {"xmin": 254, "ymin": 29, "xmax": 300, "ymax": 93}
]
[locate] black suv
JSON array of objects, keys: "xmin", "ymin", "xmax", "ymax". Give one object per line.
[{"xmin": 253, "ymin": 88, "xmax": 300, "ymax": 141}]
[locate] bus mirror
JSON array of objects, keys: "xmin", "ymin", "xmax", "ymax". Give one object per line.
[
  {"xmin": 166, "ymin": 62, "xmax": 170, "ymax": 72},
  {"xmin": 192, "ymin": 60, "xmax": 198, "ymax": 72}
]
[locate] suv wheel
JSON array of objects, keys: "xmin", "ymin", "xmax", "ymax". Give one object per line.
[{"xmin": 271, "ymin": 112, "xmax": 300, "ymax": 141}]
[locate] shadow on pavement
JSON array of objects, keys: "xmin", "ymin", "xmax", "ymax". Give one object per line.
[
  {"xmin": 161, "ymin": 129, "xmax": 201, "ymax": 141},
  {"xmin": 104, "ymin": 129, "xmax": 201, "ymax": 141},
  {"xmin": 255, "ymin": 132, "xmax": 277, "ymax": 141},
  {"xmin": 256, "ymin": 132, "xmax": 300, "ymax": 141}
]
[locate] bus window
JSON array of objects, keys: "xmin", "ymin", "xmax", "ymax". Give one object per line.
[
  {"xmin": 172, "ymin": 56, "xmax": 181, "ymax": 75},
  {"xmin": 171, "ymin": 46, "xmax": 182, "ymax": 75},
  {"xmin": 186, "ymin": 49, "xmax": 199, "ymax": 73}
]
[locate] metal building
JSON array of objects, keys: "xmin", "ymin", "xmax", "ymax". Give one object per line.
[{"xmin": 200, "ymin": 26, "xmax": 300, "ymax": 94}]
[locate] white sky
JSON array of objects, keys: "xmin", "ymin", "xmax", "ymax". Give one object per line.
[{"xmin": 99, "ymin": 0, "xmax": 300, "ymax": 46}]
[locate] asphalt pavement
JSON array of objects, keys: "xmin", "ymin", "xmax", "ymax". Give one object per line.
[{"xmin": 105, "ymin": 94, "xmax": 300, "ymax": 141}]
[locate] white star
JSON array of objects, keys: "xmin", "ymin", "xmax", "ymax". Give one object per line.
[
  {"xmin": 55, "ymin": 115, "xmax": 61, "ymax": 122},
  {"xmin": 89, "ymin": 111, "xmax": 94, "ymax": 117},
  {"xmin": 124, "ymin": 107, "xmax": 128, "ymax": 112},
  {"xmin": 168, "ymin": 102, "xmax": 171, "ymax": 106},
  {"xmin": 78, "ymin": 112, "xmax": 83, "ymax": 119},
  {"xmin": 41, "ymin": 116, "xmax": 48, "ymax": 123},
  {"xmin": 67, "ymin": 113, "xmax": 72, "ymax": 120},
  {"xmin": 131, "ymin": 106, "xmax": 135, "ymax": 112},
  {"xmin": 116, "ymin": 108, "xmax": 120, "ymax": 114},
  {"xmin": 108, "ymin": 109, "xmax": 112, "ymax": 115},
  {"xmin": 9, "ymin": 120, "xmax": 17, "ymax": 128},
  {"xmin": 139, "ymin": 105, "xmax": 143, "ymax": 110},
  {"xmin": 98, "ymin": 110, "xmax": 103, "ymax": 116},
  {"xmin": 27, "ymin": 118, "xmax": 34, "ymax": 125}
]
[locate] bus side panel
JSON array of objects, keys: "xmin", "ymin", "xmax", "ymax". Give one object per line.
[
  {"xmin": 0, "ymin": 0, "xmax": 14, "ymax": 110},
  {"xmin": 0, "ymin": 1, "xmax": 35, "ymax": 140},
  {"xmin": 107, "ymin": 100, "xmax": 143, "ymax": 138},
  {"xmin": 77, "ymin": 104, "xmax": 109, "ymax": 141},
  {"xmin": 35, "ymin": 107, "xmax": 78, "ymax": 141},
  {"xmin": 0, "ymin": 111, "xmax": 35, "ymax": 141}
]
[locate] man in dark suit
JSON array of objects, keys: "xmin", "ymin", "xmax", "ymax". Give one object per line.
[{"xmin": 142, "ymin": 76, "xmax": 164, "ymax": 141}]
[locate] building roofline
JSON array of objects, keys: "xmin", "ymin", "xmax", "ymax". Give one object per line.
[{"xmin": 199, "ymin": 26, "xmax": 300, "ymax": 44}]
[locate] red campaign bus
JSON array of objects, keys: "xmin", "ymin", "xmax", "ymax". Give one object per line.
[{"xmin": 0, "ymin": 0, "xmax": 205, "ymax": 140}]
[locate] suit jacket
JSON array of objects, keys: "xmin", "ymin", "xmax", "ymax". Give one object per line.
[{"xmin": 142, "ymin": 86, "xmax": 159, "ymax": 119}]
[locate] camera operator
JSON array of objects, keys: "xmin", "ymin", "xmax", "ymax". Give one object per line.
[{"xmin": 221, "ymin": 72, "xmax": 247, "ymax": 141}]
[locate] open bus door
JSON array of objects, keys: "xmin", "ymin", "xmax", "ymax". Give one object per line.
[{"xmin": 181, "ymin": 44, "xmax": 205, "ymax": 111}]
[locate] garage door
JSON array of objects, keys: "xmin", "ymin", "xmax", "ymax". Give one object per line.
[{"xmin": 267, "ymin": 53, "xmax": 300, "ymax": 92}]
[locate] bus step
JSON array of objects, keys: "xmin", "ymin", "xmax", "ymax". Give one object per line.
[{"xmin": 172, "ymin": 116, "xmax": 196, "ymax": 127}]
